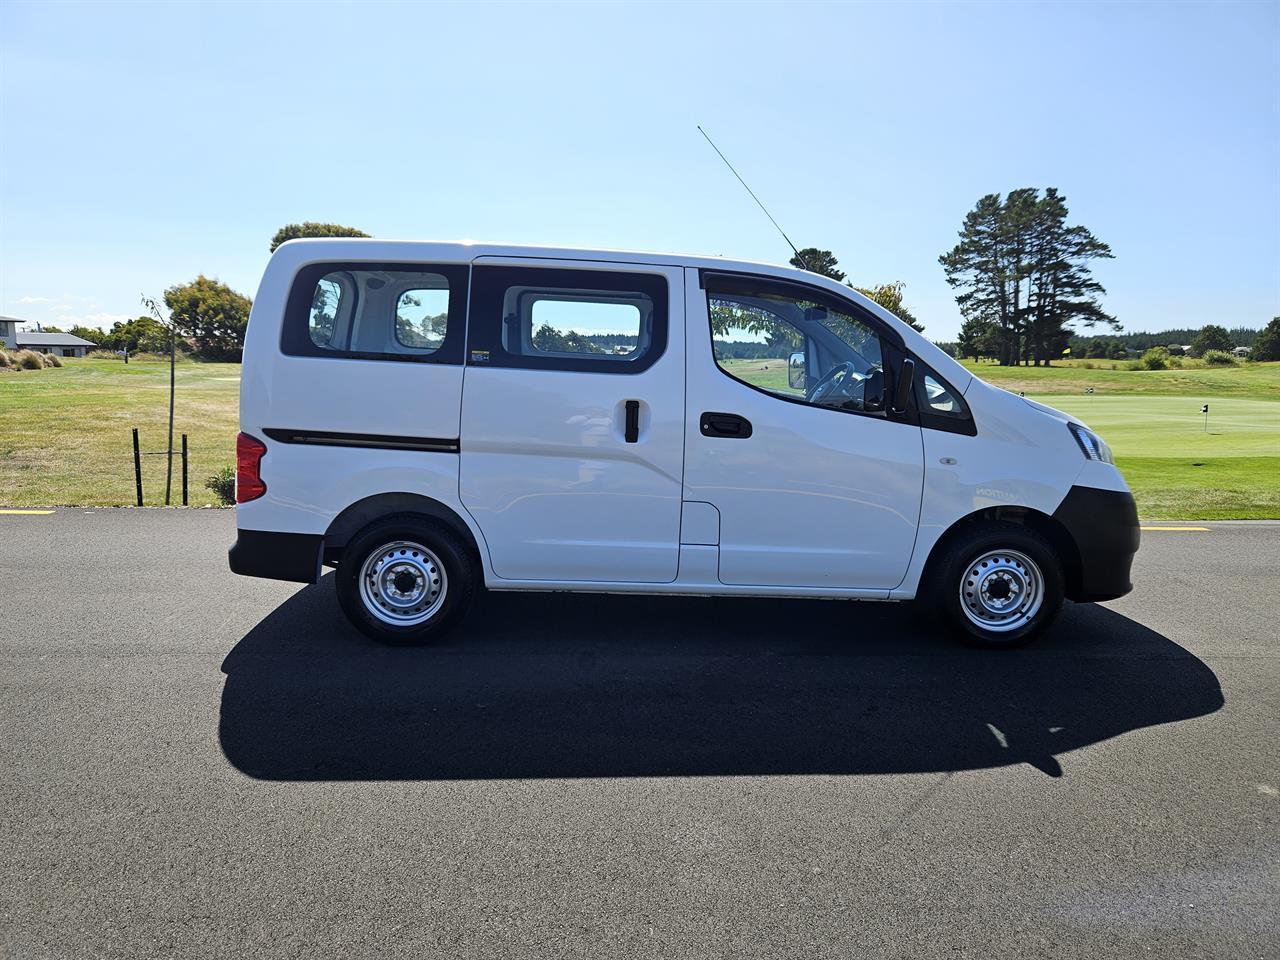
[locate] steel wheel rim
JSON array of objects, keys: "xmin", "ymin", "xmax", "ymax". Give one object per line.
[
  {"xmin": 358, "ymin": 540, "xmax": 447, "ymax": 627},
  {"xmin": 959, "ymin": 548, "xmax": 1043, "ymax": 633}
]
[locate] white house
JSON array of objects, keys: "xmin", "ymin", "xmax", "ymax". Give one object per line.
[
  {"xmin": 14, "ymin": 332, "xmax": 97, "ymax": 357},
  {"xmin": 0, "ymin": 317, "xmax": 98, "ymax": 357}
]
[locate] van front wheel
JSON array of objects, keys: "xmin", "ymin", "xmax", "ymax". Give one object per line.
[
  {"xmin": 336, "ymin": 517, "xmax": 475, "ymax": 645},
  {"xmin": 929, "ymin": 522, "xmax": 1064, "ymax": 647}
]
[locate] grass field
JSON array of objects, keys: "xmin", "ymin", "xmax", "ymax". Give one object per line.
[
  {"xmin": 0, "ymin": 359, "xmax": 239, "ymax": 507},
  {"xmin": 2, "ymin": 356, "xmax": 1278, "ymax": 517}
]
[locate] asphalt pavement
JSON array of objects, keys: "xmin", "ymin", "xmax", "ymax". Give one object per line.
[{"xmin": 1, "ymin": 509, "xmax": 1276, "ymax": 958}]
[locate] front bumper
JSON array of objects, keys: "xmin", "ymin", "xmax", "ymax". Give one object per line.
[
  {"xmin": 228, "ymin": 528, "xmax": 323, "ymax": 584},
  {"xmin": 1051, "ymin": 485, "xmax": 1140, "ymax": 602}
]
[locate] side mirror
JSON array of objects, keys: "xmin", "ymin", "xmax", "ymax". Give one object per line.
[
  {"xmin": 788, "ymin": 352, "xmax": 806, "ymax": 390},
  {"xmin": 891, "ymin": 358, "xmax": 915, "ymax": 414}
]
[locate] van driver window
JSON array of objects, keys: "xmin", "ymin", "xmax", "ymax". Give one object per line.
[{"xmin": 709, "ymin": 287, "xmax": 886, "ymax": 414}]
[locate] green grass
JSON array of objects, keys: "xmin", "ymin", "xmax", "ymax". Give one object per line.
[
  {"xmin": 0, "ymin": 358, "xmax": 239, "ymax": 506},
  {"xmin": 2, "ymin": 355, "xmax": 1277, "ymax": 517},
  {"xmin": 1036, "ymin": 395, "xmax": 1279, "ymax": 518}
]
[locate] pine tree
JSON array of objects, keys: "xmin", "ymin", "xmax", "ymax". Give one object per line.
[
  {"xmin": 1023, "ymin": 189, "xmax": 1116, "ymax": 365},
  {"xmin": 940, "ymin": 194, "xmax": 1018, "ymax": 364},
  {"xmin": 789, "ymin": 248, "xmax": 845, "ymax": 281},
  {"xmin": 942, "ymin": 189, "xmax": 1116, "ymax": 366}
]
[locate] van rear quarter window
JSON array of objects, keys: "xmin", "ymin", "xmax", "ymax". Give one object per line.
[{"xmin": 282, "ymin": 262, "xmax": 468, "ymax": 364}]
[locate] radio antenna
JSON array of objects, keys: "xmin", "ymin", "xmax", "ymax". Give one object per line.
[{"xmin": 697, "ymin": 125, "xmax": 806, "ymax": 270}]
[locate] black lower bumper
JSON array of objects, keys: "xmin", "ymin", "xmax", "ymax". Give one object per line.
[
  {"xmin": 1051, "ymin": 485, "xmax": 1140, "ymax": 602},
  {"xmin": 228, "ymin": 529, "xmax": 323, "ymax": 584}
]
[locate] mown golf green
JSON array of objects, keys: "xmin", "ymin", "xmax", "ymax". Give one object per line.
[{"xmin": 2, "ymin": 356, "xmax": 1277, "ymax": 517}]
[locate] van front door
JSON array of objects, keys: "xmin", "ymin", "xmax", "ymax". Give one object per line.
[
  {"xmin": 684, "ymin": 270, "xmax": 924, "ymax": 591},
  {"xmin": 460, "ymin": 259, "xmax": 685, "ymax": 583}
]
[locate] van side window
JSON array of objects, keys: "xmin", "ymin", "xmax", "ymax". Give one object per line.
[
  {"xmin": 469, "ymin": 266, "xmax": 668, "ymax": 373},
  {"xmin": 707, "ymin": 283, "xmax": 887, "ymax": 415},
  {"xmin": 507, "ymin": 292, "xmax": 647, "ymax": 360},
  {"xmin": 283, "ymin": 262, "xmax": 467, "ymax": 364}
]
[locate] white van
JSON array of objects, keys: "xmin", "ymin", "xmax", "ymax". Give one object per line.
[{"xmin": 229, "ymin": 240, "xmax": 1138, "ymax": 647}]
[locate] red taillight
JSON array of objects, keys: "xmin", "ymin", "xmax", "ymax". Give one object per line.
[{"xmin": 235, "ymin": 432, "xmax": 267, "ymax": 503}]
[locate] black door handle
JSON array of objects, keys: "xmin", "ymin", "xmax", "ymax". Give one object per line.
[
  {"xmin": 624, "ymin": 400, "xmax": 640, "ymax": 443},
  {"xmin": 700, "ymin": 412, "xmax": 752, "ymax": 439}
]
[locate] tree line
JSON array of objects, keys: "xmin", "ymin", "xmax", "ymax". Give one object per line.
[{"xmin": 938, "ymin": 319, "xmax": 1280, "ymax": 362}]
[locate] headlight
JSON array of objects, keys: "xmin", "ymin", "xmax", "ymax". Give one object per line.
[{"xmin": 1068, "ymin": 422, "xmax": 1114, "ymax": 464}]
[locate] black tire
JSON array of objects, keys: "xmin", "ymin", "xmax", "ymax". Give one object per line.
[
  {"xmin": 335, "ymin": 515, "xmax": 477, "ymax": 646},
  {"xmin": 924, "ymin": 521, "xmax": 1064, "ymax": 648}
]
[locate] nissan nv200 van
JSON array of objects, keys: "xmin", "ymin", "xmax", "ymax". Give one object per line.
[{"xmin": 229, "ymin": 240, "xmax": 1139, "ymax": 647}]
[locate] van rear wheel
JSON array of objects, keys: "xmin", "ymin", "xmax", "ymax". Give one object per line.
[
  {"xmin": 336, "ymin": 516, "xmax": 475, "ymax": 645},
  {"xmin": 928, "ymin": 522, "xmax": 1064, "ymax": 648}
]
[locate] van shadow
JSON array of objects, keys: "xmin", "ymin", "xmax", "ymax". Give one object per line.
[{"xmin": 219, "ymin": 576, "xmax": 1223, "ymax": 781}]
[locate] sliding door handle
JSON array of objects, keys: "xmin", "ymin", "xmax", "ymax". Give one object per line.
[
  {"xmin": 700, "ymin": 412, "xmax": 752, "ymax": 439},
  {"xmin": 624, "ymin": 400, "xmax": 640, "ymax": 443}
]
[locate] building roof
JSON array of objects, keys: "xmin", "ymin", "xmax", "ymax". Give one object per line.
[{"xmin": 14, "ymin": 332, "xmax": 98, "ymax": 347}]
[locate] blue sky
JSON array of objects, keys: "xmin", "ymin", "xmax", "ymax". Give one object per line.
[{"xmin": 1, "ymin": 0, "xmax": 1276, "ymax": 342}]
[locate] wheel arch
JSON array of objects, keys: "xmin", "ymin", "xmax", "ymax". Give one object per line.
[
  {"xmin": 920, "ymin": 505, "xmax": 1083, "ymax": 601},
  {"xmin": 322, "ymin": 493, "xmax": 484, "ymax": 569}
]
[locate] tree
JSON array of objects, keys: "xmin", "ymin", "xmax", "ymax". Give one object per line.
[
  {"xmin": 67, "ymin": 324, "xmax": 106, "ymax": 345},
  {"xmin": 163, "ymin": 275, "xmax": 253, "ymax": 361},
  {"xmin": 789, "ymin": 248, "xmax": 845, "ymax": 282},
  {"xmin": 532, "ymin": 323, "xmax": 567, "ymax": 352},
  {"xmin": 1188, "ymin": 324, "xmax": 1234, "ymax": 358},
  {"xmin": 854, "ymin": 281, "xmax": 925, "ymax": 333},
  {"xmin": 941, "ymin": 188, "xmax": 1116, "ymax": 366},
  {"xmin": 1085, "ymin": 339, "xmax": 1108, "ymax": 358},
  {"xmin": 1140, "ymin": 346, "xmax": 1170, "ymax": 370},
  {"xmin": 940, "ymin": 194, "xmax": 1018, "ymax": 365},
  {"xmin": 1251, "ymin": 317, "xmax": 1280, "ymax": 361},
  {"xmin": 1108, "ymin": 341, "xmax": 1128, "ymax": 360},
  {"xmin": 1022, "ymin": 188, "xmax": 1116, "ymax": 365},
  {"xmin": 270, "ymin": 222, "xmax": 370, "ymax": 253},
  {"xmin": 101, "ymin": 315, "xmax": 170, "ymax": 353}
]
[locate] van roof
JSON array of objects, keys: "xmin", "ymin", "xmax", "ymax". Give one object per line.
[{"xmin": 274, "ymin": 237, "xmax": 819, "ymax": 282}]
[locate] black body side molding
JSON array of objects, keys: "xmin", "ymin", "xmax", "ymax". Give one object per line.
[
  {"xmin": 262, "ymin": 428, "xmax": 459, "ymax": 453},
  {"xmin": 1051, "ymin": 485, "xmax": 1140, "ymax": 602}
]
